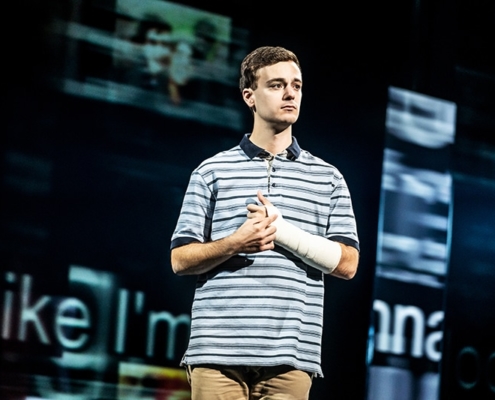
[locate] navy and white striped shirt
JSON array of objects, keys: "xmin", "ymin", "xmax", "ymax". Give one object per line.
[{"xmin": 171, "ymin": 134, "xmax": 359, "ymax": 377}]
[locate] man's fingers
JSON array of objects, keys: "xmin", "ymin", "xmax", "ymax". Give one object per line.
[
  {"xmin": 256, "ymin": 190, "xmax": 273, "ymax": 206},
  {"xmin": 252, "ymin": 213, "xmax": 276, "ymax": 226},
  {"xmin": 260, "ymin": 242, "xmax": 275, "ymax": 251},
  {"xmin": 247, "ymin": 204, "xmax": 266, "ymax": 214},
  {"xmin": 267, "ymin": 213, "xmax": 278, "ymax": 224},
  {"xmin": 257, "ymin": 190, "xmax": 267, "ymax": 204}
]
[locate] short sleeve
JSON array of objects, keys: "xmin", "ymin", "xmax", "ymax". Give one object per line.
[
  {"xmin": 327, "ymin": 175, "xmax": 360, "ymax": 251},
  {"xmin": 170, "ymin": 170, "xmax": 215, "ymax": 249}
]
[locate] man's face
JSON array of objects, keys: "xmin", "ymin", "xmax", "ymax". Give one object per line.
[
  {"xmin": 244, "ymin": 61, "xmax": 302, "ymax": 130},
  {"xmin": 143, "ymin": 28, "xmax": 173, "ymax": 74}
]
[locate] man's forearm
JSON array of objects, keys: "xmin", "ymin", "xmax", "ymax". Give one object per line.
[
  {"xmin": 171, "ymin": 237, "xmax": 237, "ymax": 275},
  {"xmin": 264, "ymin": 204, "xmax": 358, "ymax": 279},
  {"xmin": 171, "ymin": 213, "xmax": 278, "ymax": 276},
  {"xmin": 330, "ymin": 243, "xmax": 359, "ymax": 280},
  {"xmin": 274, "ymin": 220, "xmax": 359, "ymax": 279},
  {"xmin": 250, "ymin": 191, "xmax": 359, "ymax": 278}
]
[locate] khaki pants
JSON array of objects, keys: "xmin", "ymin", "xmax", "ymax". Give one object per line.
[{"xmin": 186, "ymin": 364, "xmax": 313, "ymax": 400}]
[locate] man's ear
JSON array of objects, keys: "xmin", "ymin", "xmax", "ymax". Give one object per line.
[{"xmin": 242, "ymin": 88, "xmax": 255, "ymax": 109}]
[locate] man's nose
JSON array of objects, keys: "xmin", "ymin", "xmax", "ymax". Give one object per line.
[{"xmin": 284, "ymin": 86, "xmax": 296, "ymax": 99}]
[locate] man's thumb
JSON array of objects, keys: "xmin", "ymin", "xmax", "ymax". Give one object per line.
[{"xmin": 257, "ymin": 190, "xmax": 269, "ymax": 205}]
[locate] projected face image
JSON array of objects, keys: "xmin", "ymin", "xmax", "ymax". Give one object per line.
[
  {"xmin": 139, "ymin": 23, "xmax": 194, "ymax": 105},
  {"xmin": 143, "ymin": 27, "xmax": 173, "ymax": 76},
  {"xmin": 52, "ymin": 0, "xmax": 245, "ymax": 128}
]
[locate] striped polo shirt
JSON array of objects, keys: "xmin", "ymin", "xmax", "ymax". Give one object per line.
[{"xmin": 171, "ymin": 134, "xmax": 359, "ymax": 377}]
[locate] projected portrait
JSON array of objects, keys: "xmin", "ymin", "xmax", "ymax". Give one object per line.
[{"xmin": 57, "ymin": 0, "xmax": 247, "ymax": 130}]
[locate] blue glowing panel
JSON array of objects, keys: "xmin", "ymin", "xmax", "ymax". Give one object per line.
[{"xmin": 368, "ymin": 87, "xmax": 456, "ymax": 400}]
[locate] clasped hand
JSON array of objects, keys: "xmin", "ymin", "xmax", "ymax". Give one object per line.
[{"xmin": 232, "ymin": 191, "xmax": 277, "ymax": 253}]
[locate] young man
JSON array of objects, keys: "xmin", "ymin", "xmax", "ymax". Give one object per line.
[{"xmin": 170, "ymin": 46, "xmax": 359, "ymax": 399}]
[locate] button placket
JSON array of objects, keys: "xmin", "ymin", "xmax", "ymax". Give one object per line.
[{"xmin": 259, "ymin": 150, "xmax": 286, "ymax": 193}]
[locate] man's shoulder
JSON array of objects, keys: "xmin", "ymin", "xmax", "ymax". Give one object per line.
[
  {"xmin": 297, "ymin": 148, "xmax": 342, "ymax": 173},
  {"xmin": 194, "ymin": 144, "xmax": 245, "ymax": 172}
]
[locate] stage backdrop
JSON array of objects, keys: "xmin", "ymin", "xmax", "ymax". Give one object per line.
[
  {"xmin": 1, "ymin": 1, "xmax": 249, "ymax": 399},
  {"xmin": 367, "ymin": 87, "xmax": 456, "ymax": 400}
]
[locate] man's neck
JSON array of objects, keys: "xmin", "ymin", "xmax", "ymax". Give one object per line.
[{"xmin": 249, "ymin": 124, "xmax": 293, "ymax": 155}]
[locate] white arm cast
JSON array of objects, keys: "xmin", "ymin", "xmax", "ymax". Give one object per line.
[{"xmin": 265, "ymin": 205, "xmax": 342, "ymax": 274}]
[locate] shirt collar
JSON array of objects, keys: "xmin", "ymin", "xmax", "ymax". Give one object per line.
[{"xmin": 239, "ymin": 134, "xmax": 301, "ymax": 160}]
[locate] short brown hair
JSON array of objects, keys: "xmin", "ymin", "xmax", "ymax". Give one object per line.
[{"xmin": 239, "ymin": 46, "xmax": 301, "ymax": 91}]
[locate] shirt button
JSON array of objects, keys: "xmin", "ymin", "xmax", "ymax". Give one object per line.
[
  {"xmin": 272, "ymin": 168, "xmax": 276, "ymax": 172},
  {"xmin": 272, "ymin": 183, "xmax": 276, "ymax": 187}
]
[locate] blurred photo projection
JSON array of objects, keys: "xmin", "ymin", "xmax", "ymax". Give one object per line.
[
  {"xmin": 367, "ymin": 87, "xmax": 456, "ymax": 400},
  {"xmin": 58, "ymin": 0, "xmax": 248, "ymax": 130}
]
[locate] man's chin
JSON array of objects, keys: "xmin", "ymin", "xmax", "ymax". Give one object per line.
[
  {"xmin": 273, "ymin": 121, "xmax": 297, "ymax": 133},
  {"xmin": 280, "ymin": 116, "xmax": 299, "ymax": 126}
]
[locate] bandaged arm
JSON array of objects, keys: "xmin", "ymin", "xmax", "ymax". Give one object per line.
[{"xmin": 265, "ymin": 205, "xmax": 342, "ymax": 274}]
